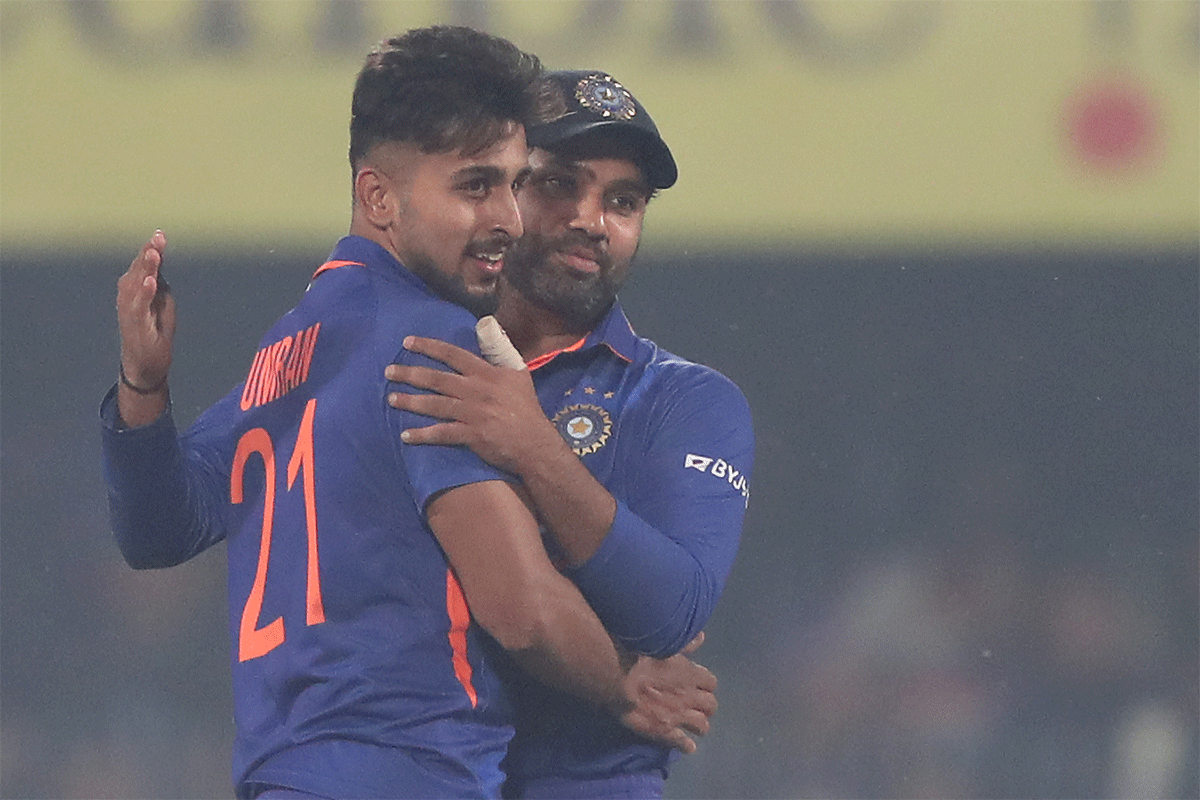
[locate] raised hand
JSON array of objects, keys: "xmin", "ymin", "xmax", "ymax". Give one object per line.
[
  {"xmin": 618, "ymin": 633, "xmax": 718, "ymax": 754},
  {"xmin": 115, "ymin": 231, "xmax": 176, "ymax": 425}
]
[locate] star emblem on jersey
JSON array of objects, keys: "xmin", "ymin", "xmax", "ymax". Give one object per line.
[
  {"xmin": 552, "ymin": 404, "xmax": 612, "ymax": 456},
  {"xmin": 575, "ymin": 73, "xmax": 637, "ymax": 120}
]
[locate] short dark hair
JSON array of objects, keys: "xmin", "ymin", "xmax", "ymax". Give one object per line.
[{"xmin": 349, "ymin": 26, "xmax": 548, "ymax": 171}]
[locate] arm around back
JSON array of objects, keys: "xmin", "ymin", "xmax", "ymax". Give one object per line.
[{"xmin": 425, "ymin": 479, "xmax": 632, "ymax": 715}]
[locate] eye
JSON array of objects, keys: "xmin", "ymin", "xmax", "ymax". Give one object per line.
[
  {"xmin": 608, "ymin": 193, "xmax": 646, "ymax": 215},
  {"xmin": 459, "ymin": 177, "xmax": 491, "ymax": 199},
  {"xmin": 535, "ymin": 173, "xmax": 577, "ymax": 199}
]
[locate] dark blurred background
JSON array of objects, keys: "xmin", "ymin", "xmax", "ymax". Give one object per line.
[{"xmin": 2, "ymin": 2, "xmax": 1197, "ymax": 798}]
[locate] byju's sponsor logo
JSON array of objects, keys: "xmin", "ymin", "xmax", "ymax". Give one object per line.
[{"xmin": 684, "ymin": 453, "xmax": 750, "ymax": 505}]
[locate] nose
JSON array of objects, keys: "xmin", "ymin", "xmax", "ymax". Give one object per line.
[
  {"xmin": 491, "ymin": 185, "xmax": 523, "ymax": 240},
  {"xmin": 571, "ymin": 192, "xmax": 606, "ymax": 240}
]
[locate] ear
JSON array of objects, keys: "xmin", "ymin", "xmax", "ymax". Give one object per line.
[{"xmin": 354, "ymin": 167, "xmax": 396, "ymax": 228}]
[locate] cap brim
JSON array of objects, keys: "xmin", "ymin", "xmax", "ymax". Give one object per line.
[{"xmin": 527, "ymin": 115, "xmax": 678, "ymax": 190}]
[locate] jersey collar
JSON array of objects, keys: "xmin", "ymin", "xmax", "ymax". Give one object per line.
[
  {"xmin": 312, "ymin": 235, "xmax": 425, "ymax": 291},
  {"xmin": 312, "ymin": 240, "xmax": 641, "ymax": 368},
  {"xmin": 527, "ymin": 302, "xmax": 637, "ymax": 371}
]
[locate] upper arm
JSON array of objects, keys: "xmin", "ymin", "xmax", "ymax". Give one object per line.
[
  {"xmin": 567, "ymin": 367, "xmax": 754, "ymax": 655},
  {"xmin": 383, "ymin": 306, "xmax": 506, "ymax": 510},
  {"xmin": 632, "ymin": 369, "xmax": 754, "ymax": 581}
]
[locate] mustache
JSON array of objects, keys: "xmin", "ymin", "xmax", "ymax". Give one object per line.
[
  {"xmin": 548, "ymin": 232, "xmax": 611, "ymax": 271},
  {"xmin": 466, "ymin": 233, "xmax": 515, "ymax": 257}
]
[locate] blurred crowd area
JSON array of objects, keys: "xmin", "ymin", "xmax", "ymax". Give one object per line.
[
  {"xmin": 2, "ymin": 247, "xmax": 1197, "ymax": 799},
  {"xmin": 655, "ymin": 249, "xmax": 1199, "ymax": 800},
  {"xmin": 676, "ymin": 474, "xmax": 1198, "ymax": 799}
]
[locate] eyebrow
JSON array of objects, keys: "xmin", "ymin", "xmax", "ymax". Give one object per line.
[
  {"xmin": 606, "ymin": 177, "xmax": 653, "ymax": 198},
  {"xmin": 539, "ymin": 159, "xmax": 651, "ymax": 196},
  {"xmin": 451, "ymin": 165, "xmax": 509, "ymax": 185}
]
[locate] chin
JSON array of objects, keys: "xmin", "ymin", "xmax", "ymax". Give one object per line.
[{"xmin": 461, "ymin": 291, "xmax": 499, "ymax": 319}]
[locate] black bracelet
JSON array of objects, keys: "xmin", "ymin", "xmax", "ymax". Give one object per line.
[{"xmin": 119, "ymin": 363, "xmax": 168, "ymax": 395}]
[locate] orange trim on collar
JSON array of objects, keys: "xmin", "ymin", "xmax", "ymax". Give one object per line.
[
  {"xmin": 526, "ymin": 336, "xmax": 587, "ymax": 371},
  {"xmin": 311, "ymin": 260, "xmax": 365, "ymax": 280}
]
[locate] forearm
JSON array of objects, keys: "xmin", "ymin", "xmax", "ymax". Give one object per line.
[
  {"xmin": 101, "ymin": 386, "xmax": 220, "ymax": 568},
  {"xmin": 502, "ymin": 571, "xmax": 633, "ymax": 715},
  {"xmin": 566, "ymin": 502, "xmax": 717, "ymax": 657},
  {"xmin": 427, "ymin": 480, "xmax": 631, "ymax": 716},
  {"xmin": 505, "ymin": 577, "xmax": 714, "ymax": 756},
  {"xmin": 510, "ymin": 435, "xmax": 735, "ymax": 656},
  {"xmin": 511, "ymin": 431, "xmax": 615, "ymax": 567}
]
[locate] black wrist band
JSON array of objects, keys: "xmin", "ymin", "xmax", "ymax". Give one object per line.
[{"xmin": 119, "ymin": 363, "xmax": 168, "ymax": 395}]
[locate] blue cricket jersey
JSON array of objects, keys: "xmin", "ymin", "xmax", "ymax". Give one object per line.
[
  {"xmin": 102, "ymin": 236, "xmax": 517, "ymax": 799},
  {"xmin": 501, "ymin": 303, "xmax": 755, "ymax": 799}
]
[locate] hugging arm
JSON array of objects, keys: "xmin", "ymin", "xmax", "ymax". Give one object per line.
[
  {"xmin": 386, "ymin": 335, "xmax": 754, "ymax": 658},
  {"xmin": 424, "ymin": 478, "xmax": 704, "ymax": 752}
]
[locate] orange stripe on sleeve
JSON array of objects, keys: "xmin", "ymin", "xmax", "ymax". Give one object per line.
[{"xmin": 445, "ymin": 568, "xmax": 478, "ymax": 708}]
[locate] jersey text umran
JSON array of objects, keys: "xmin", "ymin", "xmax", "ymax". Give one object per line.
[{"xmin": 240, "ymin": 322, "xmax": 321, "ymax": 411}]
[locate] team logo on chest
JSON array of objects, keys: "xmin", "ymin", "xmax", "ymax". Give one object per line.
[{"xmin": 552, "ymin": 404, "xmax": 612, "ymax": 456}]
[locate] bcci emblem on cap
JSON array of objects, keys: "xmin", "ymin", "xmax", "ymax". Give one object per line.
[
  {"xmin": 529, "ymin": 69, "xmax": 678, "ymax": 190},
  {"xmin": 552, "ymin": 404, "xmax": 612, "ymax": 456},
  {"xmin": 575, "ymin": 73, "xmax": 637, "ymax": 120}
]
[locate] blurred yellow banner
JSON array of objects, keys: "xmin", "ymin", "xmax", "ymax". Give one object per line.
[{"xmin": 1, "ymin": 0, "xmax": 1196, "ymax": 250}]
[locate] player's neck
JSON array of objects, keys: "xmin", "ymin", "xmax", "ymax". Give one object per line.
[
  {"xmin": 347, "ymin": 217, "xmax": 403, "ymax": 265},
  {"xmin": 495, "ymin": 287, "xmax": 587, "ymax": 363}
]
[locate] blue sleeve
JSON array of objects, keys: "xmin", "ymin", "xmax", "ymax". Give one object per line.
[
  {"xmin": 384, "ymin": 306, "xmax": 515, "ymax": 511},
  {"xmin": 100, "ymin": 384, "xmax": 235, "ymax": 568},
  {"xmin": 565, "ymin": 366, "xmax": 754, "ymax": 658}
]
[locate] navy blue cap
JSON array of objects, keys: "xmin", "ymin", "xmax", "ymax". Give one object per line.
[{"xmin": 528, "ymin": 70, "xmax": 677, "ymax": 189}]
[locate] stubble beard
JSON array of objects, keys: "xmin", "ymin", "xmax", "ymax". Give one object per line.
[
  {"xmin": 505, "ymin": 233, "xmax": 624, "ymax": 332},
  {"xmin": 408, "ymin": 255, "xmax": 500, "ymax": 319}
]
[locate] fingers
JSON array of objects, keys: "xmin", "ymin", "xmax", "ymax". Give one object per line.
[
  {"xmin": 115, "ymin": 232, "xmax": 176, "ymax": 406},
  {"xmin": 681, "ymin": 631, "xmax": 705, "ymax": 654},
  {"xmin": 690, "ymin": 687, "xmax": 718, "ymax": 718},
  {"xmin": 385, "ymin": 363, "xmax": 461, "ymax": 396},
  {"xmin": 137, "ymin": 230, "xmax": 166, "ymax": 292},
  {"xmin": 691, "ymin": 663, "xmax": 717, "ymax": 693},
  {"xmin": 678, "ymin": 707, "xmax": 713, "ymax": 737},
  {"xmin": 124, "ymin": 231, "xmax": 168, "ymax": 327},
  {"xmin": 135, "ymin": 230, "xmax": 165, "ymax": 275},
  {"xmin": 621, "ymin": 702, "xmax": 707, "ymax": 755},
  {"xmin": 387, "ymin": 387, "xmax": 475, "ymax": 446},
  {"xmin": 662, "ymin": 649, "xmax": 717, "ymax": 693},
  {"xmin": 476, "ymin": 316, "xmax": 526, "ymax": 370},
  {"xmin": 387, "ymin": 387, "xmax": 460, "ymax": 421},
  {"xmin": 402, "ymin": 335, "xmax": 487, "ymax": 374},
  {"xmin": 398, "ymin": 421, "xmax": 469, "ymax": 447},
  {"xmin": 645, "ymin": 682, "xmax": 715, "ymax": 732},
  {"xmin": 657, "ymin": 678, "xmax": 717, "ymax": 717},
  {"xmin": 635, "ymin": 712, "xmax": 696, "ymax": 755},
  {"xmin": 671, "ymin": 731, "xmax": 698, "ymax": 755}
]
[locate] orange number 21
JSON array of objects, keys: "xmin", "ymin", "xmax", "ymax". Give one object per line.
[{"xmin": 231, "ymin": 398, "xmax": 325, "ymax": 662}]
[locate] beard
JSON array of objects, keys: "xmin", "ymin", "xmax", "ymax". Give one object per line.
[
  {"xmin": 407, "ymin": 254, "xmax": 499, "ymax": 319},
  {"xmin": 504, "ymin": 232, "xmax": 628, "ymax": 331}
]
